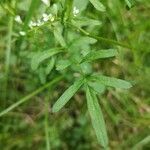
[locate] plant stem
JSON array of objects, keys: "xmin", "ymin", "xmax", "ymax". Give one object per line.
[
  {"xmin": 4, "ymin": 5, "xmax": 14, "ymax": 100},
  {"xmin": 0, "ymin": 76, "xmax": 63, "ymax": 117},
  {"xmin": 68, "ymin": 22, "xmax": 133, "ymax": 50},
  {"xmin": 45, "ymin": 96, "xmax": 51, "ymax": 150}
]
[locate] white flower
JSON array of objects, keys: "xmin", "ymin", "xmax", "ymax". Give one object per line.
[
  {"xmin": 42, "ymin": 13, "xmax": 48, "ymax": 18},
  {"xmin": 15, "ymin": 15, "xmax": 22, "ymax": 24},
  {"xmin": 42, "ymin": 13, "xmax": 49, "ymax": 22},
  {"xmin": 37, "ymin": 19, "xmax": 44, "ymax": 26},
  {"xmin": 19, "ymin": 31, "xmax": 26, "ymax": 36},
  {"xmin": 41, "ymin": 0, "xmax": 50, "ymax": 7},
  {"xmin": 48, "ymin": 14, "xmax": 55, "ymax": 22},
  {"xmin": 42, "ymin": 13, "xmax": 55, "ymax": 22},
  {"xmin": 32, "ymin": 22, "xmax": 37, "ymax": 27},
  {"xmin": 29, "ymin": 21, "xmax": 37, "ymax": 28},
  {"xmin": 73, "ymin": 7, "xmax": 79, "ymax": 16},
  {"xmin": 28, "ymin": 13, "xmax": 55, "ymax": 29}
]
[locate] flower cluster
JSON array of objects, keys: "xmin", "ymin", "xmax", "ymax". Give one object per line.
[
  {"xmin": 15, "ymin": 13, "xmax": 55, "ymax": 36},
  {"xmin": 28, "ymin": 13, "xmax": 55, "ymax": 29}
]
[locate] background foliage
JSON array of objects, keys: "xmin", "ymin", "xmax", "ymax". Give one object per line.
[{"xmin": 0, "ymin": 0, "xmax": 150, "ymax": 149}]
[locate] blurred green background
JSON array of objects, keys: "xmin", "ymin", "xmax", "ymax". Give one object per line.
[{"xmin": 0, "ymin": 0, "xmax": 150, "ymax": 149}]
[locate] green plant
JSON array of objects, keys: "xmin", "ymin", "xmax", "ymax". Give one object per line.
[
  {"xmin": 0, "ymin": 0, "xmax": 139, "ymax": 149},
  {"xmin": 28, "ymin": 0, "xmax": 132, "ymax": 148}
]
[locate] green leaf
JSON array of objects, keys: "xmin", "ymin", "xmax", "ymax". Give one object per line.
[
  {"xmin": 89, "ymin": 0, "xmax": 106, "ymax": 12},
  {"xmin": 45, "ymin": 57, "xmax": 55, "ymax": 75},
  {"xmin": 52, "ymin": 77, "xmax": 84, "ymax": 112},
  {"xmin": 53, "ymin": 24, "xmax": 66, "ymax": 47},
  {"xmin": 31, "ymin": 48, "xmax": 63, "ymax": 71},
  {"xmin": 92, "ymin": 74, "xmax": 132, "ymax": 89},
  {"xmin": 88, "ymin": 81, "xmax": 106, "ymax": 94},
  {"xmin": 72, "ymin": 18, "xmax": 102, "ymax": 27},
  {"xmin": 86, "ymin": 86, "xmax": 108, "ymax": 148},
  {"xmin": 38, "ymin": 67, "xmax": 46, "ymax": 84},
  {"xmin": 80, "ymin": 62, "xmax": 92, "ymax": 75},
  {"xmin": 125, "ymin": 0, "xmax": 135, "ymax": 9},
  {"xmin": 81, "ymin": 49, "xmax": 117, "ymax": 63},
  {"xmin": 73, "ymin": 0, "xmax": 89, "ymax": 12},
  {"xmin": 0, "ymin": 1, "xmax": 16, "ymax": 15},
  {"xmin": 71, "ymin": 36, "xmax": 97, "ymax": 46},
  {"xmin": 56, "ymin": 59, "xmax": 71, "ymax": 71},
  {"xmin": 68, "ymin": 36, "xmax": 97, "ymax": 57}
]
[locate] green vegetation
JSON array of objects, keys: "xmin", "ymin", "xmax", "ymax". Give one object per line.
[{"xmin": 0, "ymin": 0, "xmax": 150, "ymax": 149}]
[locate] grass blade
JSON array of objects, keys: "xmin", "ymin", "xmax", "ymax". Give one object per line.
[
  {"xmin": 0, "ymin": 76, "xmax": 63, "ymax": 117},
  {"xmin": 132, "ymin": 135, "xmax": 150, "ymax": 150}
]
